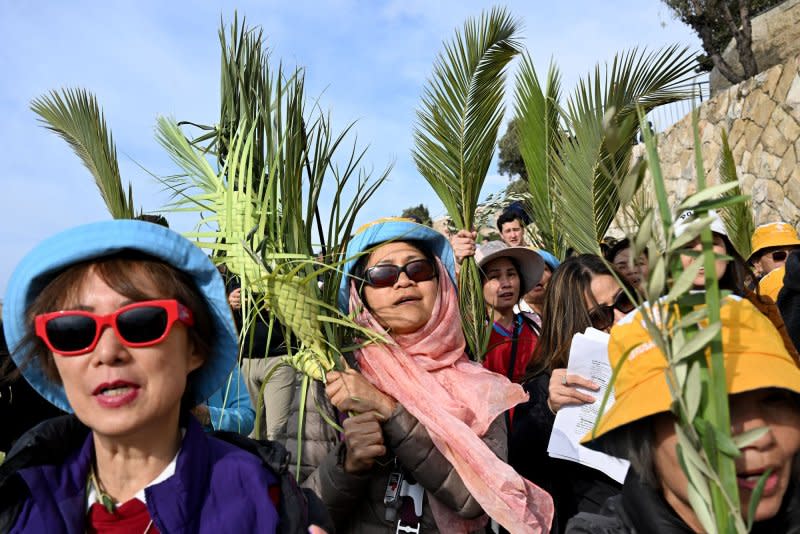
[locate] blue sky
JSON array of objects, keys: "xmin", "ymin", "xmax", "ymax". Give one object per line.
[{"xmin": 0, "ymin": 0, "xmax": 700, "ymax": 296}]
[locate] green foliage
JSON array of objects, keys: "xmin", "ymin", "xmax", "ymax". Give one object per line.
[
  {"xmin": 597, "ymin": 107, "xmax": 757, "ymax": 533},
  {"xmin": 400, "ymin": 204, "xmax": 433, "ymax": 226},
  {"xmin": 717, "ymin": 131, "xmax": 755, "ymax": 259},
  {"xmin": 413, "ymin": 7, "xmax": 521, "ymax": 359},
  {"xmin": 497, "ymin": 118, "xmax": 527, "ymax": 180},
  {"xmin": 513, "ymin": 45, "xmax": 696, "ymax": 258},
  {"xmin": 155, "ymin": 18, "xmax": 390, "ymax": 461},
  {"xmin": 31, "ymin": 88, "xmax": 135, "ymax": 219}
]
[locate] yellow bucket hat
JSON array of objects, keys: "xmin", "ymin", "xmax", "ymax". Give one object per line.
[
  {"xmin": 583, "ymin": 296, "xmax": 800, "ymax": 443},
  {"xmin": 749, "ymin": 222, "xmax": 800, "ymax": 261},
  {"xmin": 758, "ymin": 265, "xmax": 786, "ymax": 302}
]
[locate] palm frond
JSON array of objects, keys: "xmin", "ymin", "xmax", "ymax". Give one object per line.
[
  {"xmin": 412, "ymin": 6, "xmax": 521, "ymax": 228},
  {"xmin": 31, "ymin": 88, "xmax": 134, "ymax": 219},
  {"xmin": 552, "ymin": 45, "xmax": 696, "ymax": 253},
  {"xmin": 515, "ymin": 55, "xmax": 564, "ymax": 256},
  {"xmin": 412, "ymin": 7, "xmax": 521, "ymax": 358},
  {"xmin": 717, "ymin": 130, "xmax": 754, "ymax": 259}
]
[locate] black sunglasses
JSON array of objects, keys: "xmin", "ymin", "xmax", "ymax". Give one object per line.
[
  {"xmin": 363, "ymin": 259, "xmax": 437, "ymax": 288},
  {"xmin": 769, "ymin": 249, "xmax": 790, "ymax": 262},
  {"xmin": 588, "ymin": 290, "xmax": 636, "ymax": 331}
]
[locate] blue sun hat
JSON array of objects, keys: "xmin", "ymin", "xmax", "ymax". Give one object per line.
[
  {"xmin": 337, "ymin": 218, "xmax": 456, "ymax": 313},
  {"xmin": 2, "ymin": 219, "xmax": 238, "ymax": 412}
]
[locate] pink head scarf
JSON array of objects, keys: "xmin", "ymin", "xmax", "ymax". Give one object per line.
[{"xmin": 349, "ymin": 257, "xmax": 554, "ymax": 533}]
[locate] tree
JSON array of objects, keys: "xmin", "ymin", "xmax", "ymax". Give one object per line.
[
  {"xmin": 400, "ymin": 204, "xmax": 433, "ymax": 226},
  {"xmin": 497, "ymin": 118, "xmax": 527, "ymax": 180},
  {"xmin": 662, "ymin": 0, "xmax": 782, "ymax": 84}
]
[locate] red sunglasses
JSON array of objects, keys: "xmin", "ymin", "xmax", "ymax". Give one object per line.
[{"xmin": 34, "ymin": 299, "xmax": 194, "ymax": 356}]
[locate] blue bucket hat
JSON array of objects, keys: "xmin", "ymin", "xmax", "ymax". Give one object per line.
[
  {"xmin": 2, "ymin": 219, "xmax": 238, "ymax": 412},
  {"xmin": 337, "ymin": 218, "xmax": 456, "ymax": 313},
  {"xmin": 536, "ymin": 249, "xmax": 561, "ymax": 271}
]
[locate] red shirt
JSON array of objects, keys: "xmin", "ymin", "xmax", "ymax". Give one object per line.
[
  {"xmin": 483, "ymin": 314, "xmax": 539, "ymax": 383},
  {"xmin": 87, "ymin": 500, "xmax": 160, "ymax": 534}
]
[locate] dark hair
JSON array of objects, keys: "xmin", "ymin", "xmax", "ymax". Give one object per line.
[
  {"xmin": 596, "ymin": 416, "xmax": 659, "ymax": 487},
  {"xmin": 717, "ymin": 234, "xmax": 752, "ymax": 296},
  {"xmin": 349, "ymin": 240, "xmax": 437, "ymax": 308},
  {"xmin": 16, "ymin": 252, "xmax": 214, "ymax": 385},
  {"xmin": 604, "ymin": 238, "xmax": 632, "ymax": 264},
  {"xmin": 497, "ymin": 210, "xmax": 524, "ymax": 233},
  {"xmin": 135, "ymin": 214, "xmax": 170, "ymax": 228},
  {"xmin": 523, "ymin": 254, "xmax": 625, "ymax": 378}
]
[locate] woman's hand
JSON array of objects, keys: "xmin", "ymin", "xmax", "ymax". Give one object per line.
[
  {"xmin": 450, "ymin": 229, "xmax": 477, "ymax": 265},
  {"xmin": 342, "ymin": 412, "xmax": 387, "ymax": 473},
  {"xmin": 191, "ymin": 404, "xmax": 212, "ymax": 427},
  {"xmin": 326, "ymin": 369, "xmax": 397, "ymax": 420},
  {"xmin": 547, "ymin": 368, "xmax": 600, "ymax": 413}
]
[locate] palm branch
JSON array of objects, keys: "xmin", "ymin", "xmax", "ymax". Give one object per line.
[
  {"xmin": 412, "ymin": 7, "xmax": 521, "ymax": 358},
  {"xmin": 717, "ymin": 130, "xmax": 754, "ymax": 259},
  {"xmin": 514, "ymin": 55, "xmax": 564, "ymax": 256},
  {"xmin": 31, "ymin": 88, "xmax": 134, "ymax": 219}
]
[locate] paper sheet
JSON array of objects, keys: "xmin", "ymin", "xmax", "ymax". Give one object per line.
[{"xmin": 546, "ymin": 328, "xmax": 630, "ymax": 484}]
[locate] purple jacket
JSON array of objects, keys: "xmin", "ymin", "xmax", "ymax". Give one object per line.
[{"xmin": 7, "ymin": 416, "xmax": 279, "ymax": 533}]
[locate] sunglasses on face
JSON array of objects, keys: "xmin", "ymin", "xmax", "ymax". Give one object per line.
[
  {"xmin": 34, "ymin": 299, "xmax": 194, "ymax": 356},
  {"xmin": 363, "ymin": 259, "xmax": 437, "ymax": 288},
  {"xmin": 768, "ymin": 249, "xmax": 793, "ymax": 263},
  {"xmin": 588, "ymin": 290, "xmax": 636, "ymax": 331}
]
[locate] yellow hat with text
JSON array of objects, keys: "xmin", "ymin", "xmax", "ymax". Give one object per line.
[
  {"xmin": 582, "ymin": 296, "xmax": 800, "ymax": 444},
  {"xmin": 749, "ymin": 222, "xmax": 800, "ymax": 261}
]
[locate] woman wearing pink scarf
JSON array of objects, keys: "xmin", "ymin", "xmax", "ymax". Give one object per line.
[{"xmin": 304, "ymin": 218, "xmax": 554, "ymax": 533}]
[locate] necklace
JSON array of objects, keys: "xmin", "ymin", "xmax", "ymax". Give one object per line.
[
  {"xmin": 87, "ymin": 465, "xmax": 156, "ymax": 533},
  {"xmin": 88, "ymin": 463, "xmax": 116, "ymax": 514}
]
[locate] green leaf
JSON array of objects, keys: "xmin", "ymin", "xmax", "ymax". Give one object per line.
[
  {"xmin": 668, "ymin": 215, "xmax": 715, "ymax": 252},
  {"xmin": 746, "ymin": 468, "xmax": 773, "ymax": 530},
  {"xmin": 674, "ymin": 323, "xmax": 721, "ymax": 362},
  {"xmin": 718, "ymin": 130, "xmax": 755, "ymax": 259},
  {"xmin": 647, "ymin": 256, "xmax": 666, "ymax": 301},
  {"xmin": 665, "ymin": 258, "xmax": 704, "ymax": 303},
  {"xmin": 733, "ymin": 427, "xmax": 769, "ymax": 449},
  {"xmin": 714, "ymin": 426, "xmax": 743, "ymax": 458},
  {"xmin": 677, "ymin": 182, "xmax": 740, "ymax": 211},
  {"xmin": 684, "ymin": 361, "xmax": 703, "ymax": 422},
  {"xmin": 633, "ymin": 210, "xmax": 654, "ymax": 258},
  {"xmin": 688, "ymin": 482, "xmax": 718, "ymax": 534},
  {"xmin": 31, "ymin": 88, "xmax": 134, "ymax": 219},
  {"xmin": 413, "ymin": 7, "xmax": 520, "ymax": 355}
]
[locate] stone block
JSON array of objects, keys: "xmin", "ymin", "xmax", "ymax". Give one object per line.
[
  {"xmin": 786, "ymin": 74, "xmax": 800, "ymax": 110},
  {"xmin": 759, "ymin": 124, "xmax": 787, "ymax": 156},
  {"xmin": 766, "ymin": 179, "xmax": 786, "ymax": 209},
  {"xmin": 753, "ymin": 177, "xmax": 768, "ymax": 203},
  {"xmin": 728, "ymin": 119, "xmax": 747, "ymax": 148},
  {"xmin": 775, "ymin": 63, "xmax": 797, "ymax": 103},
  {"xmin": 776, "ymin": 147, "xmax": 797, "ymax": 185},
  {"xmin": 781, "ymin": 198, "xmax": 799, "ymax": 223},
  {"xmin": 777, "ymin": 106, "xmax": 800, "ymax": 143},
  {"xmin": 745, "ymin": 91, "xmax": 777, "ymax": 128},
  {"xmin": 786, "ymin": 176, "xmax": 800, "ymax": 209},
  {"xmin": 762, "ymin": 65, "xmax": 782, "ymax": 96}
]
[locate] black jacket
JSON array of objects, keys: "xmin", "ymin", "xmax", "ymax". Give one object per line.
[
  {"xmin": 779, "ymin": 250, "xmax": 800, "ymax": 353},
  {"xmin": 567, "ymin": 469, "xmax": 800, "ymax": 533},
  {"xmin": 509, "ymin": 373, "xmax": 621, "ymax": 533}
]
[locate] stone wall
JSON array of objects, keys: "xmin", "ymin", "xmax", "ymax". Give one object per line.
[
  {"xmin": 643, "ymin": 55, "xmax": 800, "ymax": 227},
  {"xmin": 711, "ymin": 0, "xmax": 800, "ymax": 93}
]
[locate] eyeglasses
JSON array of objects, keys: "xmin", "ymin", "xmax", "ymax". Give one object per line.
[
  {"xmin": 363, "ymin": 259, "xmax": 437, "ymax": 288},
  {"xmin": 588, "ymin": 290, "xmax": 636, "ymax": 331},
  {"xmin": 34, "ymin": 299, "xmax": 194, "ymax": 356}
]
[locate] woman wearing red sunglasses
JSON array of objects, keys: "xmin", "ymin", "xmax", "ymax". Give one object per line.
[
  {"xmin": 0, "ymin": 220, "xmax": 330, "ymax": 533},
  {"xmin": 299, "ymin": 218, "xmax": 554, "ymax": 533}
]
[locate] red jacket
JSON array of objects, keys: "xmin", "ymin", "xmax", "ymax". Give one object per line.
[{"xmin": 483, "ymin": 314, "xmax": 539, "ymax": 383}]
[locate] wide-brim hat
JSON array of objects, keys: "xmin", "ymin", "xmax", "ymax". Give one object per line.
[
  {"xmin": 337, "ymin": 218, "xmax": 456, "ymax": 313},
  {"xmin": 582, "ymin": 296, "xmax": 800, "ymax": 447},
  {"xmin": 749, "ymin": 222, "xmax": 800, "ymax": 262},
  {"xmin": 475, "ymin": 241, "xmax": 545, "ymax": 295},
  {"xmin": 2, "ymin": 220, "xmax": 238, "ymax": 412}
]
